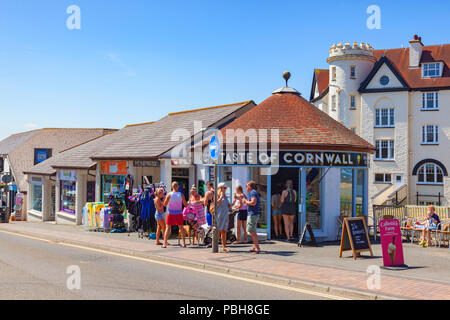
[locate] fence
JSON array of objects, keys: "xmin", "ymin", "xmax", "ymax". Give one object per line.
[{"xmin": 373, "ymin": 204, "xmax": 450, "ymax": 220}]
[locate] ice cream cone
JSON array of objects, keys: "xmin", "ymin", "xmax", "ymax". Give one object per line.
[{"xmin": 389, "ymin": 251, "xmax": 395, "ymax": 264}]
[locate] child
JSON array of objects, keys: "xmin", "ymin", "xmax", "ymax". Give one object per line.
[
  {"xmin": 153, "ymin": 188, "xmax": 166, "ymax": 246},
  {"xmin": 419, "ymin": 205, "xmax": 441, "ymax": 247}
]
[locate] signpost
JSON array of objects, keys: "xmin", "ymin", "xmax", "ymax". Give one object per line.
[
  {"xmin": 339, "ymin": 217, "xmax": 373, "ymax": 260},
  {"xmin": 379, "ymin": 219, "xmax": 408, "ymax": 270},
  {"xmin": 209, "ymin": 135, "xmax": 220, "ymax": 253}
]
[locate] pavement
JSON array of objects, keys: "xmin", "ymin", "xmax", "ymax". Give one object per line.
[{"xmin": 1, "ymin": 221, "xmax": 449, "ymax": 300}]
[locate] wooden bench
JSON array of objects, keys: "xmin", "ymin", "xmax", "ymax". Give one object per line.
[{"xmin": 436, "ymin": 219, "xmax": 450, "ymax": 249}]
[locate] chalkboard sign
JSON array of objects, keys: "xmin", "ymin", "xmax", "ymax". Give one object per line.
[
  {"xmin": 339, "ymin": 217, "xmax": 373, "ymax": 260},
  {"xmin": 298, "ymin": 223, "xmax": 317, "ymax": 247}
]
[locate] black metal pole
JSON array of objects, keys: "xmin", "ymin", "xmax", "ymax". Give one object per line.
[{"xmin": 212, "ymin": 164, "xmax": 218, "ymax": 253}]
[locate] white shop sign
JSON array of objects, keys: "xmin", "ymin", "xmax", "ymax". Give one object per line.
[{"xmin": 59, "ymin": 170, "xmax": 77, "ymax": 182}]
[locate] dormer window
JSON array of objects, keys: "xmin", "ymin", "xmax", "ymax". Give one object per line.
[{"xmin": 422, "ymin": 62, "xmax": 442, "ymax": 78}]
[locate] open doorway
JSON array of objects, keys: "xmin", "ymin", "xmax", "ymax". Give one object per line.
[{"xmin": 271, "ymin": 167, "xmax": 300, "ymax": 239}]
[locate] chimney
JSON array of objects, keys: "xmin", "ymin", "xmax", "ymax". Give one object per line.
[{"xmin": 409, "ymin": 34, "xmax": 423, "ymax": 68}]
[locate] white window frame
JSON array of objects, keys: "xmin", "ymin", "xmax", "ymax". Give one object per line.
[
  {"xmin": 422, "ymin": 62, "xmax": 442, "ymax": 78},
  {"xmin": 374, "ymin": 173, "xmax": 392, "ymax": 183},
  {"xmin": 350, "ymin": 65, "xmax": 356, "ymax": 79},
  {"xmin": 422, "ymin": 125, "xmax": 439, "ymax": 145},
  {"xmin": 375, "ymin": 108, "xmax": 395, "ymax": 128},
  {"xmin": 417, "ymin": 163, "xmax": 444, "ymax": 185},
  {"xmin": 421, "ymin": 92, "xmax": 439, "ymax": 110},
  {"xmin": 350, "ymin": 95, "xmax": 356, "ymax": 109},
  {"xmin": 375, "ymin": 140, "xmax": 395, "ymax": 161},
  {"xmin": 331, "ymin": 95, "xmax": 336, "ymax": 111}
]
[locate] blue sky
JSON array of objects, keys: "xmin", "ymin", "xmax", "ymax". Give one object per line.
[{"xmin": 0, "ymin": 0, "xmax": 449, "ymax": 140}]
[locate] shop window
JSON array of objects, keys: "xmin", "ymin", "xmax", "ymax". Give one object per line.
[
  {"xmin": 102, "ymin": 175, "xmax": 126, "ymax": 203},
  {"xmin": 305, "ymin": 168, "xmax": 321, "ymax": 229},
  {"xmin": 31, "ymin": 183, "xmax": 43, "ymax": 212},
  {"xmin": 61, "ymin": 180, "xmax": 76, "ymax": 214},
  {"xmin": 355, "ymin": 169, "xmax": 364, "ymax": 216},
  {"xmin": 340, "ymin": 169, "xmax": 353, "ymax": 217}
]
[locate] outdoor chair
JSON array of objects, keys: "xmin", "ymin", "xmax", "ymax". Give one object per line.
[{"xmin": 436, "ymin": 219, "xmax": 450, "ymax": 249}]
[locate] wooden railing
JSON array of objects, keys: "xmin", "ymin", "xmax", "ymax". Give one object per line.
[{"xmin": 373, "ymin": 205, "xmax": 450, "ymax": 220}]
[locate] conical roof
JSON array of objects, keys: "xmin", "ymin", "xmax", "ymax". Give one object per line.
[{"xmin": 221, "ymin": 91, "xmax": 375, "ymax": 153}]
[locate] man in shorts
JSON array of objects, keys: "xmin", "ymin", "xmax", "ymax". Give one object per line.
[{"xmin": 243, "ymin": 181, "xmax": 261, "ymax": 253}]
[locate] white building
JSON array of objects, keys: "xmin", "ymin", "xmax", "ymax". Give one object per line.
[{"xmin": 310, "ymin": 35, "xmax": 450, "ymax": 208}]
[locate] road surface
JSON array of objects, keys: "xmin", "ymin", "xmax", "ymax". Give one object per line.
[{"xmin": 0, "ymin": 231, "xmax": 344, "ymax": 300}]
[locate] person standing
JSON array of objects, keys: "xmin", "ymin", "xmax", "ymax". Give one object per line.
[
  {"xmin": 232, "ymin": 185, "xmax": 248, "ymax": 244},
  {"xmin": 163, "ymin": 182, "xmax": 188, "ymax": 248},
  {"xmin": 216, "ymin": 183, "xmax": 232, "ymax": 252},
  {"xmin": 271, "ymin": 188, "xmax": 283, "ymax": 239},
  {"xmin": 153, "ymin": 188, "xmax": 166, "ymax": 246},
  {"xmin": 281, "ymin": 180, "xmax": 297, "ymax": 241},
  {"xmin": 243, "ymin": 181, "xmax": 261, "ymax": 253},
  {"xmin": 204, "ymin": 181, "xmax": 214, "ymax": 227}
]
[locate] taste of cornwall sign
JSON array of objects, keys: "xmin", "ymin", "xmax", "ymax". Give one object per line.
[{"xmin": 206, "ymin": 150, "xmax": 369, "ymax": 167}]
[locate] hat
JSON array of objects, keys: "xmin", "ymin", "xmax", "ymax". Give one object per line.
[{"xmin": 218, "ymin": 182, "xmax": 227, "ymax": 189}]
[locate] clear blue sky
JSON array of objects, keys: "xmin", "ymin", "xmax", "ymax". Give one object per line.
[{"xmin": 0, "ymin": 0, "xmax": 449, "ymax": 140}]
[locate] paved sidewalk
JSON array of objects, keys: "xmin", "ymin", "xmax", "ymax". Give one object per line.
[{"xmin": 1, "ymin": 222, "xmax": 449, "ymax": 300}]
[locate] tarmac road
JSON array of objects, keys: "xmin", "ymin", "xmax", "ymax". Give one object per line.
[{"xmin": 0, "ymin": 231, "xmax": 345, "ymax": 300}]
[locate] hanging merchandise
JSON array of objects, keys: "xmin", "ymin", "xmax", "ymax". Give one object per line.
[
  {"xmin": 13, "ymin": 192, "xmax": 23, "ymax": 221},
  {"xmin": 108, "ymin": 194, "xmax": 127, "ymax": 233},
  {"xmin": 126, "ymin": 183, "xmax": 167, "ymax": 239}
]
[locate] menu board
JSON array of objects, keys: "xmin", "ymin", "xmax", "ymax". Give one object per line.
[{"xmin": 339, "ymin": 217, "xmax": 373, "ymax": 260}]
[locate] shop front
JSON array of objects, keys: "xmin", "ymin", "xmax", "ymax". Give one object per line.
[
  {"xmin": 206, "ymin": 78, "xmax": 375, "ymax": 241},
  {"xmin": 216, "ymin": 150, "xmax": 369, "ymax": 241}
]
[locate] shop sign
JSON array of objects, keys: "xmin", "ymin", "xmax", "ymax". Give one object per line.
[
  {"xmin": 379, "ymin": 219, "xmax": 405, "ymax": 267},
  {"xmin": 133, "ymin": 160, "xmax": 160, "ymax": 167},
  {"xmin": 59, "ymin": 170, "xmax": 77, "ymax": 182},
  {"xmin": 100, "ymin": 161, "xmax": 127, "ymax": 175},
  {"xmin": 213, "ymin": 150, "xmax": 369, "ymax": 167}
]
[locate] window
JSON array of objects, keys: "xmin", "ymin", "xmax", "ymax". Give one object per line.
[
  {"xmin": 332, "ymin": 67, "xmax": 336, "ymax": 81},
  {"xmin": 331, "ymin": 95, "xmax": 336, "ymax": 111},
  {"xmin": 34, "ymin": 148, "xmax": 52, "ymax": 165},
  {"xmin": 350, "ymin": 95, "xmax": 356, "ymax": 109},
  {"xmin": 340, "ymin": 169, "xmax": 353, "ymax": 216},
  {"xmin": 422, "ymin": 125, "xmax": 439, "ymax": 144},
  {"xmin": 417, "ymin": 163, "xmax": 444, "ymax": 184},
  {"xmin": 61, "ymin": 180, "xmax": 76, "ymax": 214},
  {"xmin": 350, "ymin": 66, "xmax": 356, "ymax": 79},
  {"xmin": 375, "ymin": 173, "xmax": 392, "ymax": 183},
  {"xmin": 375, "ymin": 140, "xmax": 394, "ymax": 160},
  {"xmin": 422, "ymin": 63, "xmax": 441, "ymax": 78},
  {"xmin": 422, "ymin": 92, "xmax": 439, "ymax": 110},
  {"xmin": 350, "ymin": 127, "xmax": 356, "ymax": 134},
  {"xmin": 375, "ymin": 108, "xmax": 394, "ymax": 127},
  {"xmin": 31, "ymin": 182, "xmax": 43, "ymax": 212}
]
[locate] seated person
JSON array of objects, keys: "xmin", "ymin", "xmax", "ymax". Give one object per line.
[{"xmin": 418, "ymin": 205, "xmax": 441, "ymax": 247}]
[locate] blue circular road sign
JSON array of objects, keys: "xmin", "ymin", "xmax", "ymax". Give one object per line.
[{"xmin": 209, "ymin": 135, "xmax": 221, "ymax": 161}]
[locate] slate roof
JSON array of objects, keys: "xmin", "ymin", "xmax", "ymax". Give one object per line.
[
  {"xmin": 1, "ymin": 128, "xmax": 116, "ymax": 191},
  {"xmin": 91, "ymin": 101, "xmax": 255, "ymax": 160},
  {"xmin": 221, "ymin": 91, "xmax": 375, "ymax": 152}
]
